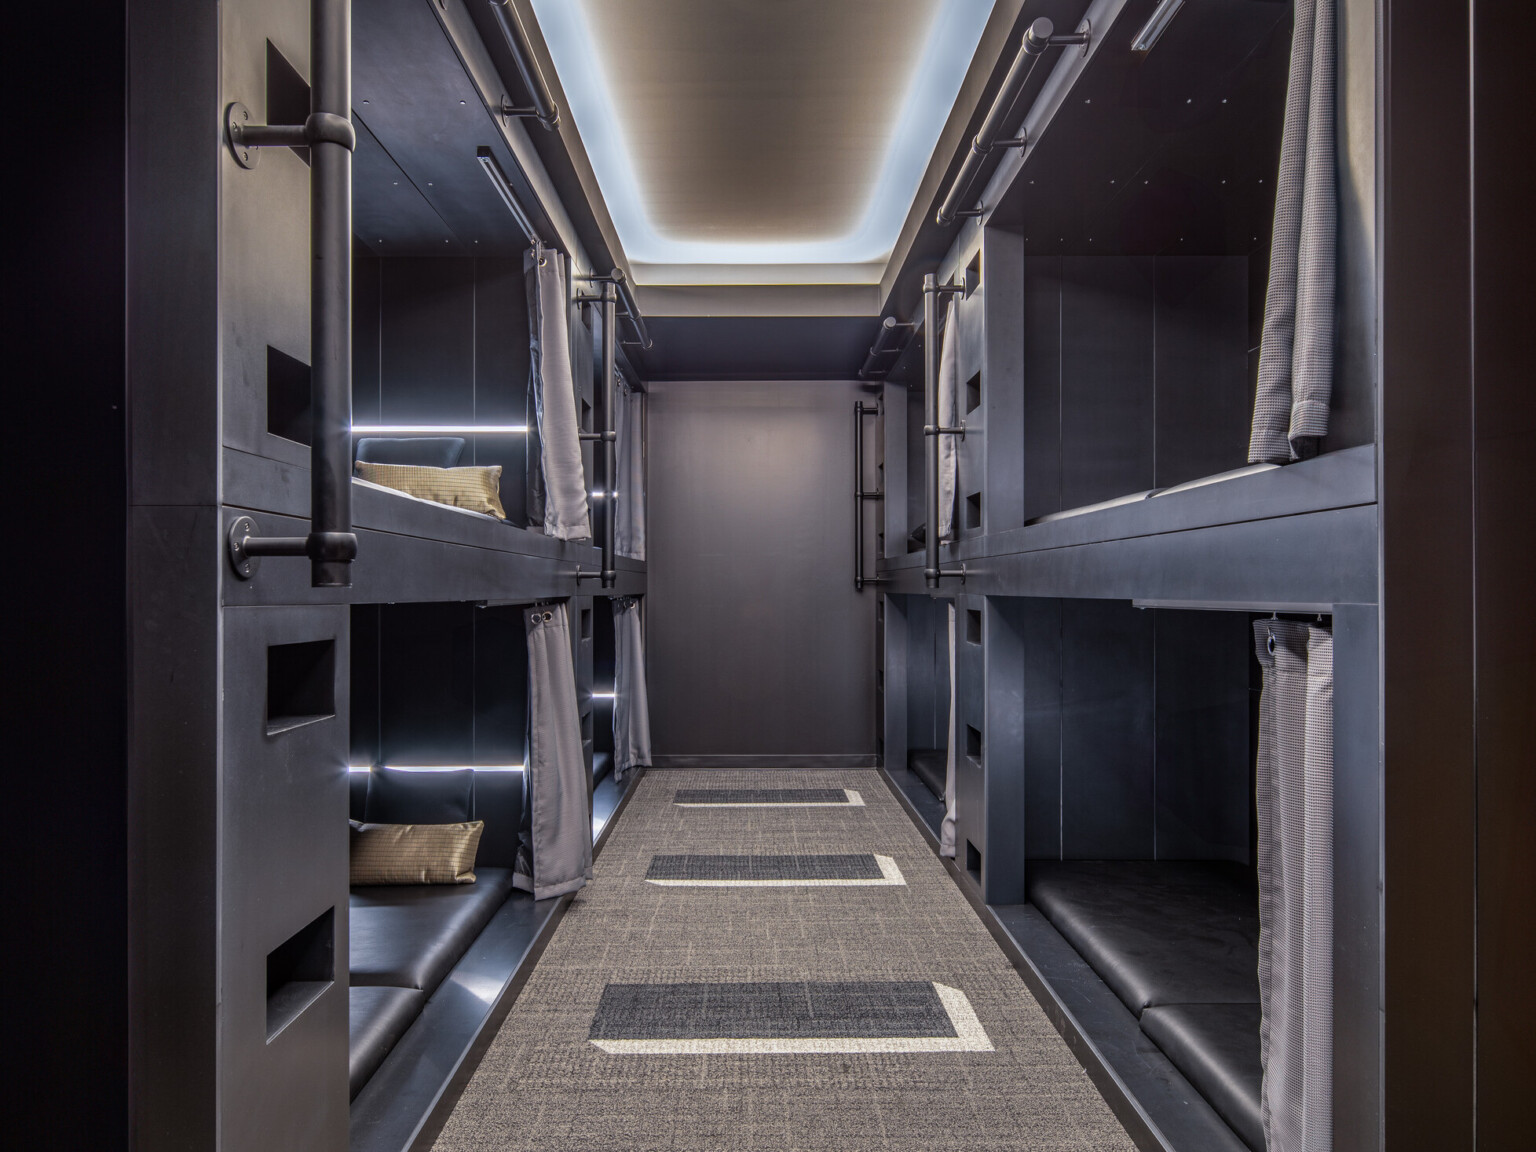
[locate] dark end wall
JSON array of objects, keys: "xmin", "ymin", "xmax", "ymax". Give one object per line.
[{"xmin": 646, "ymin": 380, "xmax": 878, "ymax": 766}]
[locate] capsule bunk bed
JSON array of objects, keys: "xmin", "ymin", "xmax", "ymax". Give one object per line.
[{"xmin": 872, "ymin": 1, "xmax": 1368, "ymax": 1150}]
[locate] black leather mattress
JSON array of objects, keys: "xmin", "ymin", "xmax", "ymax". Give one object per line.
[
  {"xmin": 907, "ymin": 748, "xmax": 947, "ymax": 802},
  {"xmin": 1026, "ymin": 860, "xmax": 1263, "ymax": 1151},
  {"xmin": 350, "ymin": 866, "xmax": 518, "ymax": 992},
  {"xmin": 348, "ymin": 986, "xmax": 425, "ymax": 1099}
]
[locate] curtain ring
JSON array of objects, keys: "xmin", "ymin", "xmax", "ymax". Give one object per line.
[{"xmin": 1266, "ymin": 632, "xmax": 1276, "ymax": 655}]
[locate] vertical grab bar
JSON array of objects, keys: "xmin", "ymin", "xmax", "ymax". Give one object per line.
[
  {"xmin": 854, "ymin": 402, "xmax": 884, "ymax": 591},
  {"xmin": 601, "ymin": 282, "xmax": 618, "ymax": 588},
  {"xmin": 922, "ymin": 273, "xmax": 967, "ymax": 589},
  {"xmin": 225, "ymin": 0, "xmax": 358, "ymax": 588}
]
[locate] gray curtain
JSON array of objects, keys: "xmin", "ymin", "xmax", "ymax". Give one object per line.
[
  {"xmin": 526, "ymin": 247, "xmax": 592, "ymax": 539},
  {"xmin": 937, "ymin": 298, "xmax": 960, "ymax": 541},
  {"xmin": 615, "ymin": 375, "xmax": 646, "ymax": 560},
  {"xmin": 1253, "ymin": 620, "xmax": 1333, "ymax": 1152},
  {"xmin": 612, "ymin": 596, "xmax": 652, "ymax": 782},
  {"xmin": 515, "ymin": 602, "xmax": 592, "ymax": 900},
  {"xmin": 1248, "ymin": 0, "xmax": 1336, "ymax": 464},
  {"xmin": 940, "ymin": 602, "xmax": 958, "ymax": 858}
]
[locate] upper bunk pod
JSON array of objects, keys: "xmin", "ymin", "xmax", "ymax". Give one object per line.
[
  {"xmin": 871, "ymin": 0, "xmax": 1374, "ymax": 590},
  {"xmin": 224, "ymin": 0, "xmax": 650, "ymax": 604}
]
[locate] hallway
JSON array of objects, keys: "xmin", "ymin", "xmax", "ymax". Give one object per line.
[{"xmin": 432, "ymin": 770, "xmax": 1134, "ymax": 1151}]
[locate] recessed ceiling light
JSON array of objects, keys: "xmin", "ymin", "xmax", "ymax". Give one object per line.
[{"xmin": 530, "ymin": 0, "xmax": 994, "ymax": 271}]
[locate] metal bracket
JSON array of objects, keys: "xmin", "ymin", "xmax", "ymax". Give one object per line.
[
  {"xmin": 226, "ymin": 102, "xmax": 356, "ymax": 170},
  {"xmin": 227, "ymin": 515, "xmax": 357, "ymax": 581},
  {"xmin": 578, "ymin": 431, "xmax": 618, "ymax": 442},
  {"xmin": 924, "ymin": 563, "xmax": 968, "ymax": 585},
  {"xmin": 228, "ymin": 515, "xmax": 264, "ymax": 579},
  {"xmin": 924, "ymin": 425, "xmax": 967, "ymax": 440}
]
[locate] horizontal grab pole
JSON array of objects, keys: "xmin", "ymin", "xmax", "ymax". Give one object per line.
[
  {"xmin": 489, "ymin": 0, "xmax": 559, "ymax": 129},
  {"xmin": 935, "ymin": 16, "xmax": 1090, "ymax": 226},
  {"xmin": 858, "ymin": 315, "xmax": 917, "ymax": 379},
  {"xmin": 574, "ymin": 267, "xmax": 652, "ymax": 351}
]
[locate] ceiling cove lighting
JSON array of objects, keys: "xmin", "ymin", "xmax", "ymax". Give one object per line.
[
  {"xmin": 1131, "ymin": 0, "xmax": 1185, "ymax": 54},
  {"xmin": 351, "ymin": 425, "xmax": 528, "ymax": 434},
  {"xmin": 349, "ymin": 764, "xmax": 524, "ymax": 773},
  {"xmin": 530, "ymin": 0, "xmax": 996, "ymax": 269}
]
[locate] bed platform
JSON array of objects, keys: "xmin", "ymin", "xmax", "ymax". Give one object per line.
[{"xmin": 1026, "ymin": 861, "xmax": 1264, "ymax": 1152}]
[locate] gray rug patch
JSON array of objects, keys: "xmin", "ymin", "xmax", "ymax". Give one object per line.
[
  {"xmin": 646, "ymin": 854, "xmax": 885, "ymax": 882},
  {"xmin": 674, "ymin": 787, "xmax": 848, "ymax": 805},
  {"xmin": 589, "ymin": 980, "xmax": 955, "ymax": 1040}
]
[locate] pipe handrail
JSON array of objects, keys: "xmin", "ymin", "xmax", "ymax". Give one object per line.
[
  {"xmin": 935, "ymin": 16, "xmax": 1090, "ymax": 226},
  {"xmin": 854, "ymin": 402, "xmax": 886, "ymax": 591},
  {"xmin": 922, "ymin": 274, "xmax": 967, "ymax": 588},
  {"xmin": 574, "ymin": 267, "xmax": 652, "ymax": 351},
  {"xmin": 489, "ymin": 0, "xmax": 560, "ymax": 130},
  {"xmin": 224, "ymin": 0, "xmax": 358, "ymax": 588},
  {"xmin": 858, "ymin": 315, "xmax": 917, "ymax": 380}
]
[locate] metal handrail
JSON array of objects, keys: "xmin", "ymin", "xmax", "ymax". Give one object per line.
[
  {"xmin": 854, "ymin": 402, "xmax": 886, "ymax": 591},
  {"xmin": 489, "ymin": 0, "xmax": 560, "ymax": 129},
  {"xmin": 923, "ymin": 274, "xmax": 967, "ymax": 588},
  {"xmin": 225, "ymin": 0, "xmax": 358, "ymax": 588},
  {"xmin": 935, "ymin": 16, "xmax": 1091, "ymax": 226},
  {"xmin": 858, "ymin": 316, "xmax": 916, "ymax": 380}
]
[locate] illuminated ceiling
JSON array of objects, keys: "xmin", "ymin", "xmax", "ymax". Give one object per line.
[{"xmin": 529, "ymin": 0, "xmax": 997, "ymax": 285}]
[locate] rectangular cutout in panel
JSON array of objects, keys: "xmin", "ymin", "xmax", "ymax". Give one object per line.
[
  {"xmin": 581, "ymin": 607, "xmax": 593, "ymax": 640},
  {"xmin": 266, "ymin": 42, "xmax": 311, "ymax": 165},
  {"xmin": 581, "ymin": 398, "xmax": 593, "ymax": 432},
  {"xmin": 266, "ymin": 346, "xmax": 312, "ymax": 446},
  {"xmin": 965, "ymin": 841, "xmax": 982, "ymax": 884},
  {"xmin": 965, "ymin": 250, "xmax": 982, "ymax": 296},
  {"xmin": 966, "ymin": 608, "xmax": 982, "ymax": 646},
  {"xmin": 266, "ymin": 638, "xmax": 336, "ymax": 735},
  {"xmin": 966, "ymin": 723, "xmax": 982, "ymax": 760},
  {"xmin": 965, "ymin": 371, "xmax": 981, "ymax": 414},
  {"xmin": 266, "ymin": 907, "xmax": 333, "ymax": 1042},
  {"xmin": 965, "ymin": 491, "xmax": 982, "ymax": 531}
]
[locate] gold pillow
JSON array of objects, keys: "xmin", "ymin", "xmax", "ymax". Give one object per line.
[
  {"xmin": 349, "ymin": 820, "xmax": 485, "ymax": 886},
  {"xmin": 355, "ymin": 461, "xmax": 506, "ymax": 520}
]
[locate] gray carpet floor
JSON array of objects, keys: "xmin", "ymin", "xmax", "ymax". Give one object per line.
[{"xmin": 431, "ymin": 770, "xmax": 1137, "ymax": 1151}]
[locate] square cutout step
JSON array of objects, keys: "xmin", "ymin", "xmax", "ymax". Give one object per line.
[
  {"xmin": 966, "ymin": 608, "xmax": 982, "ymax": 646},
  {"xmin": 266, "ymin": 906, "xmax": 333, "ymax": 1042},
  {"xmin": 266, "ymin": 638, "xmax": 336, "ymax": 736}
]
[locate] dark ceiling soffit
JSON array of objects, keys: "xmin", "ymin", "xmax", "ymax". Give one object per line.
[{"xmin": 461, "ymin": 0, "xmax": 634, "ymax": 288}]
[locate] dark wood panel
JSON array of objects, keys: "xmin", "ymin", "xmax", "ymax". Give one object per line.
[
  {"xmin": 379, "ymin": 258, "xmax": 476, "ymax": 424},
  {"xmin": 1059, "ymin": 598, "xmax": 1154, "ymax": 858},
  {"xmin": 1472, "ymin": 0, "xmax": 1536, "ymax": 1139},
  {"xmin": 1152, "ymin": 257, "xmax": 1251, "ymax": 489},
  {"xmin": 1152, "ymin": 609, "xmax": 1251, "ymax": 862},
  {"xmin": 1059, "ymin": 256, "xmax": 1156, "ymax": 510},
  {"xmin": 1380, "ymin": 0, "xmax": 1477, "ymax": 1144}
]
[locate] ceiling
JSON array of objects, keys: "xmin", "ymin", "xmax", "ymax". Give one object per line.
[{"xmin": 529, "ymin": 0, "xmax": 996, "ymax": 284}]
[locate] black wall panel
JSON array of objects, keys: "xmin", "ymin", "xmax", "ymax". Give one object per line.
[
  {"xmin": 1059, "ymin": 599, "xmax": 1156, "ymax": 858},
  {"xmin": 353, "ymin": 254, "xmax": 532, "ymax": 526},
  {"xmin": 1021, "ymin": 597, "xmax": 1064, "ymax": 858},
  {"xmin": 1059, "ymin": 257, "xmax": 1157, "ymax": 511},
  {"xmin": 1023, "ymin": 254, "xmax": 1252, "ymax": 518},
  {"xmin": 351, "ymin": 603, "xmax": 528, "ymax": 768},
  {"xmin": 379, "ymin": 258, "xmax": 475, "ymax": 423},
  {"xmin": 1152, "ymin": 259, "xmax": 1251, "ymax": 490},
  {"xmin": 1152, "ymin": 610, "xmax": 1252, "ymax": 862}
]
